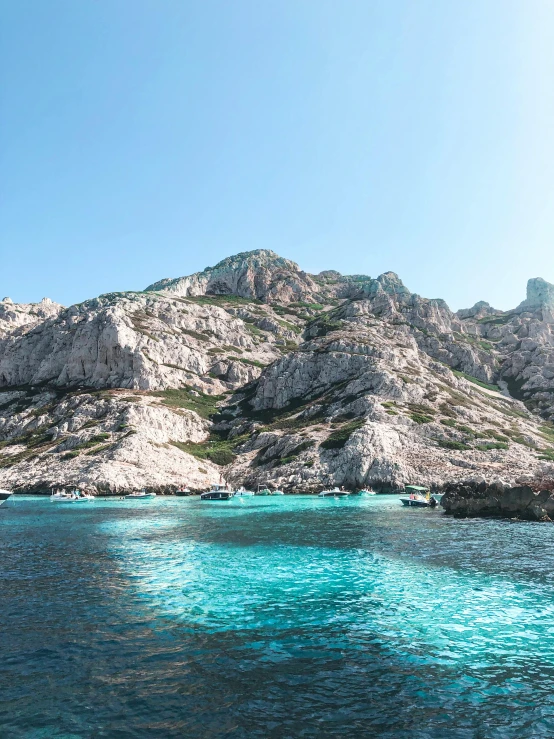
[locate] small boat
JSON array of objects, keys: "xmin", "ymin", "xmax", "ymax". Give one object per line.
[
  {"xmin": 400, "ymin": 496, "xmax": 432, "ymax": 507},
  {"xmin": 50, "ymin": 489, "xmax": 94, "ymax": 503},
  {"xmin": 175, "ymin": 488, "xmax": 192, "ymax": 496},
  {"xmin": 357, "ymin": 489, "xmax": 376, "ymax": 495},
  {"xmin": 256, "ymin": 486, "xmax": 271, "ymax": 496},
  {"xmin": 0, "ymin": 489, "xmax": 13, "ymax": 506},
  {"xmin": 125, "ymin": 490, "xmax": 157, "ymax": 500},
  {"xmin": 318, "ymin": 487, "xmax": 350, "ymax": 498},
  {"xmin": 270, "ymin": 489, "xmax": 285, "ymax": 496},
  {"xmin": 201, "ymin": 484, "xmax": 234, "ymax": 501},
  {"xmin": 400, "ymin": 485, "xmax": 436, "ymax": 508},
  {"xmin": 234, "ymin": 487, "xmax": 255, "ymax": 497}
]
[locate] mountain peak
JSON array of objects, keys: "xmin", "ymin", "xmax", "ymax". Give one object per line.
[
  {"xmin": 516, "ymin": 277, "xmax": 554, "ymax": 312},
  {"xmin": 146, "ymin": 249, "xmax": 314, "ymax": 303},
  {"xmin": 207, "ymin": 249, "xmax": 300, "ymax": 275}
]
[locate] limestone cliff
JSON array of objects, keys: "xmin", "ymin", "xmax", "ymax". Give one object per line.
[{"xmin": 1, "ymin": 250, "xmax": 553, "ymax": 494}]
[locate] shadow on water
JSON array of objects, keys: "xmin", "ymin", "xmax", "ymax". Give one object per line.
[{"xmin": 1, "ymin": 496, "xmax": 554, "ymax": 738}]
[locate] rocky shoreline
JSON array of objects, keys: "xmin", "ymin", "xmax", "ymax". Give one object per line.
[{"xmin": 441, "ymin": 478, "xmax": 554, "ymax": 521}]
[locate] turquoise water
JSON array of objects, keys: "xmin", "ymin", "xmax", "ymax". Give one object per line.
[{"xmin": 2, "ymin": 495, "xmax": 554, "ymax": 738}]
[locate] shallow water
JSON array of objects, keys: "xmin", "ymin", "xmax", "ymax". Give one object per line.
[{"xmin": 1, "ymin": 495, "xmax": 554, "ymax": 738}]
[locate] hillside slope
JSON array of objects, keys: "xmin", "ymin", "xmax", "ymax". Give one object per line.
[{"xmin": 1, "ymin": 250, "xmax": 553, "ymax": 493}]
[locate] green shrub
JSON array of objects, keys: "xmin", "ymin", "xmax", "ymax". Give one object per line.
[
  {"xmin": 86, "ymin": 444, "xmax": 113, "ymax": 456},
  {"xmin": 452, "ymin": 370, "xmax": 500, "ymax": 392},
  {"xmin": 152, "ymin": 387, "xmax": 224, "ymax": 418},
  {"xmin": 440, "ymin": 418, "xmax": 457, "ymax": 428},
  {"xmin": 235, "ymin": 357, "xmax": 266, "ymax": 368},
  {"xmin": 320, "ymin": 420, "xmax": 365, "ymax": 450},
  {"xmin": 410, "ymin": 413, "xmax": 433, "ymax": 424},
  {"xmin": 181, "ymin": 328, "xmax": 210, "ymax": 342},
  {"xmin": 170, "ymin": 433, "xmax": 248, "ymax": 466},
  {"xmin": 61, "ymin": 451, "xmax": 80, "ymax": 461},
  {"xmin": 474, "ymin": 442, "xmax": 508, "ymax": 451},
  {"xmin": 438, "ymin": 440, "xmax": 470, "ymax": 451},
  {"xmin": 483, "ymin": 429, "xmax": 509, "ymax": 442}
]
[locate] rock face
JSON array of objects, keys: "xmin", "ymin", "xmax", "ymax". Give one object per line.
[
  {"xmin": 1, "ymin": 249, "xmax": 554, "ymax": 494},
  {"xmin": 0, "ymin": 297, "xmax": 63, "ymax": 338},
  {"xmin": 441, "ymin": 479, "xmax": 554, "ymax": 521},
  {"xmin": 146, "ymin": 250, "xmax": 323, "ymax": 305}
]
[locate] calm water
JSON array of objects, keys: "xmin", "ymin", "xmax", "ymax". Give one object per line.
[{"xmin": 2, "ymin": 496, "xmax": 554, "ymax": 738}]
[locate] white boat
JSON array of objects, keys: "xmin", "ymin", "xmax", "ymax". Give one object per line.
[
  {"xmin": 0, "ymin": 489, "xmax": 13, "ymax": 506},
  {"xmin": 234, "ymin": 487, "xmax": 255, "ymax": 497},
  {"xmin": 125, "ymin": 490, "xmax": 157, "ymax": 500},
  {"xmin": 318, "ymin": 487, "xmax": 350, "ymax": 498},
  {"xmin": 400, "ymin": 485, "xmax": 437, "ymax": 508},
  {"xmin": 400, "ymin": 495, "xmax": 433, "ymax": 508},
  {"xmin": 256, "ymin": 486, "xmax": 271, "ymax": 496},
  {"xmin": 50, "ymin": 489, "xmax": 94, "ymax": 503},
  {"xmin": 271, "ymin": 489, "xmax": 285, "ymax": 495},
  {"xmin": 358, "ymin": 489, "xmax": 376, "ymax": 495},
  {"xmin": 201, "ymin": 484, "xmax": 234, "ymax": 501}
]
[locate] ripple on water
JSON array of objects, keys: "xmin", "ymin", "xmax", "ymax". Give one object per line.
[{"xmin": 2, "ymin": 495, "xmax": 554, "ymax": 737}]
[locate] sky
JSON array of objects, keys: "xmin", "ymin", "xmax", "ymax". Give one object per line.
[{"xmin": 2, "ymin": 0, "xmax": 554, "ymax": 311}]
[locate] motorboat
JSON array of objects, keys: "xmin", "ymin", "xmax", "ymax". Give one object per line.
[
  {"xmin": 357, "ymin": 489, "xmax": 376, "ymax": 495},
  {"xmin": 50, "ymin": 489, "xmax": 94, "ymax": 503},
  {"xmin": 201, "ymin": 484, "xmax": 235, "ymax": 501},
  {"xmin": 318, "ymin": 487, "xmax": 350, "ymax": 498},
  {"xmin": 270, "ymin": 489, "xmax": 285, "ymax": 496},
  {"xmin": 400, "ymin": 485, "xmax": 436, "ymax": 508},
  {"xmin": 256, "ymin": 487, "xmax": 271, "ymax": 496},
  {"xmin": 400, "ymin": 496, "xmax": 433, "ymax": 507},
  {"xmin": 175, "ymin": 488, "xmax": 192, "ymax": 496},
  {"xmin": 125, "ymin": 490, "xmax": 157, "ymax": 500},
  {"xmin": 234, "ymin": 487, "xmax": 255, "ymax": 497},
  {"xmin": 0, "ymin": 489, "xmax": 13, "ymax": 506}
]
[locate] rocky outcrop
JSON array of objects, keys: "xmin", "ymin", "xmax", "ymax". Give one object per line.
[
  {"xmin": 146, "ymin": 250, "xmax": 323, "ymax": 305},
  {"xmin": 441, "ymin": 478, "xmax": 554, "ymax": 521},
  {"xmin": 0, "ymin": 292, "xmax": 290, "ymax": 392},
  {"xmin": 0, "ymin": 297, "xmax": 63, "ymax": 338},
  {"xmin": 0, "ymin": 387, "xmax": 223, "ymax": 494}
]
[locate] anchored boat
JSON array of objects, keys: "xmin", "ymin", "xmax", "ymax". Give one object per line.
[
  {"xmin": 234, "ymin": 487, "xmax": 255, "ymax": 497},
  {"xmin": 201, "ymin": 484, "xmax": 234, "ymax": 501},
  {"xmin": 51, "ymin": 489, "xmax": 94, "ymax": 503},
  {"xmin": 125, "ymin": 490, "xmax": 157, "ymax": 500},
  {"xmin": 400, "ymin": 485, "xmax": 436, "ymax": 508},
  {"xmin": 318, "ymin": 487, "xmax": 350, "ymax": 498},
  {"xmin": 0, "ymin": 489, "xmax": 13, "ymax": 506}
]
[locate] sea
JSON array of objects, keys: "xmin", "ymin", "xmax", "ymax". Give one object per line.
[{"xmin": 2, "ymin": 494, "xmax": 554, "ymax": 738}]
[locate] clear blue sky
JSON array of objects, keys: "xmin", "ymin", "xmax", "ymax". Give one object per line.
[{"xmin": 2, "ymin": 0, "xmax": 554, "ymax": 310}]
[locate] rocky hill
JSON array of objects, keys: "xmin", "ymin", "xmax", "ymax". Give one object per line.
[{"xmin": 1, "ymin": 250, "xmax": 553, "ymax": 494}]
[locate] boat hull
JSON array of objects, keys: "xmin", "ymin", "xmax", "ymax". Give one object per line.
[
  {"xmin": 201, "ymin": 492, "xmax": 234, "ymax": 500},
  {"xmin": 0, "ymin": 490, "xmax": 12, "ymax": 506},
  {"xmin": 400, "ymin": 498, "xmax": 431, "ymax": 507}
]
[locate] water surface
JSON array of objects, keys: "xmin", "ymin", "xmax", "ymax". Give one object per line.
[{"xmin": 1, "ymin": 494, "xmax": 554, "ymax": 738}]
